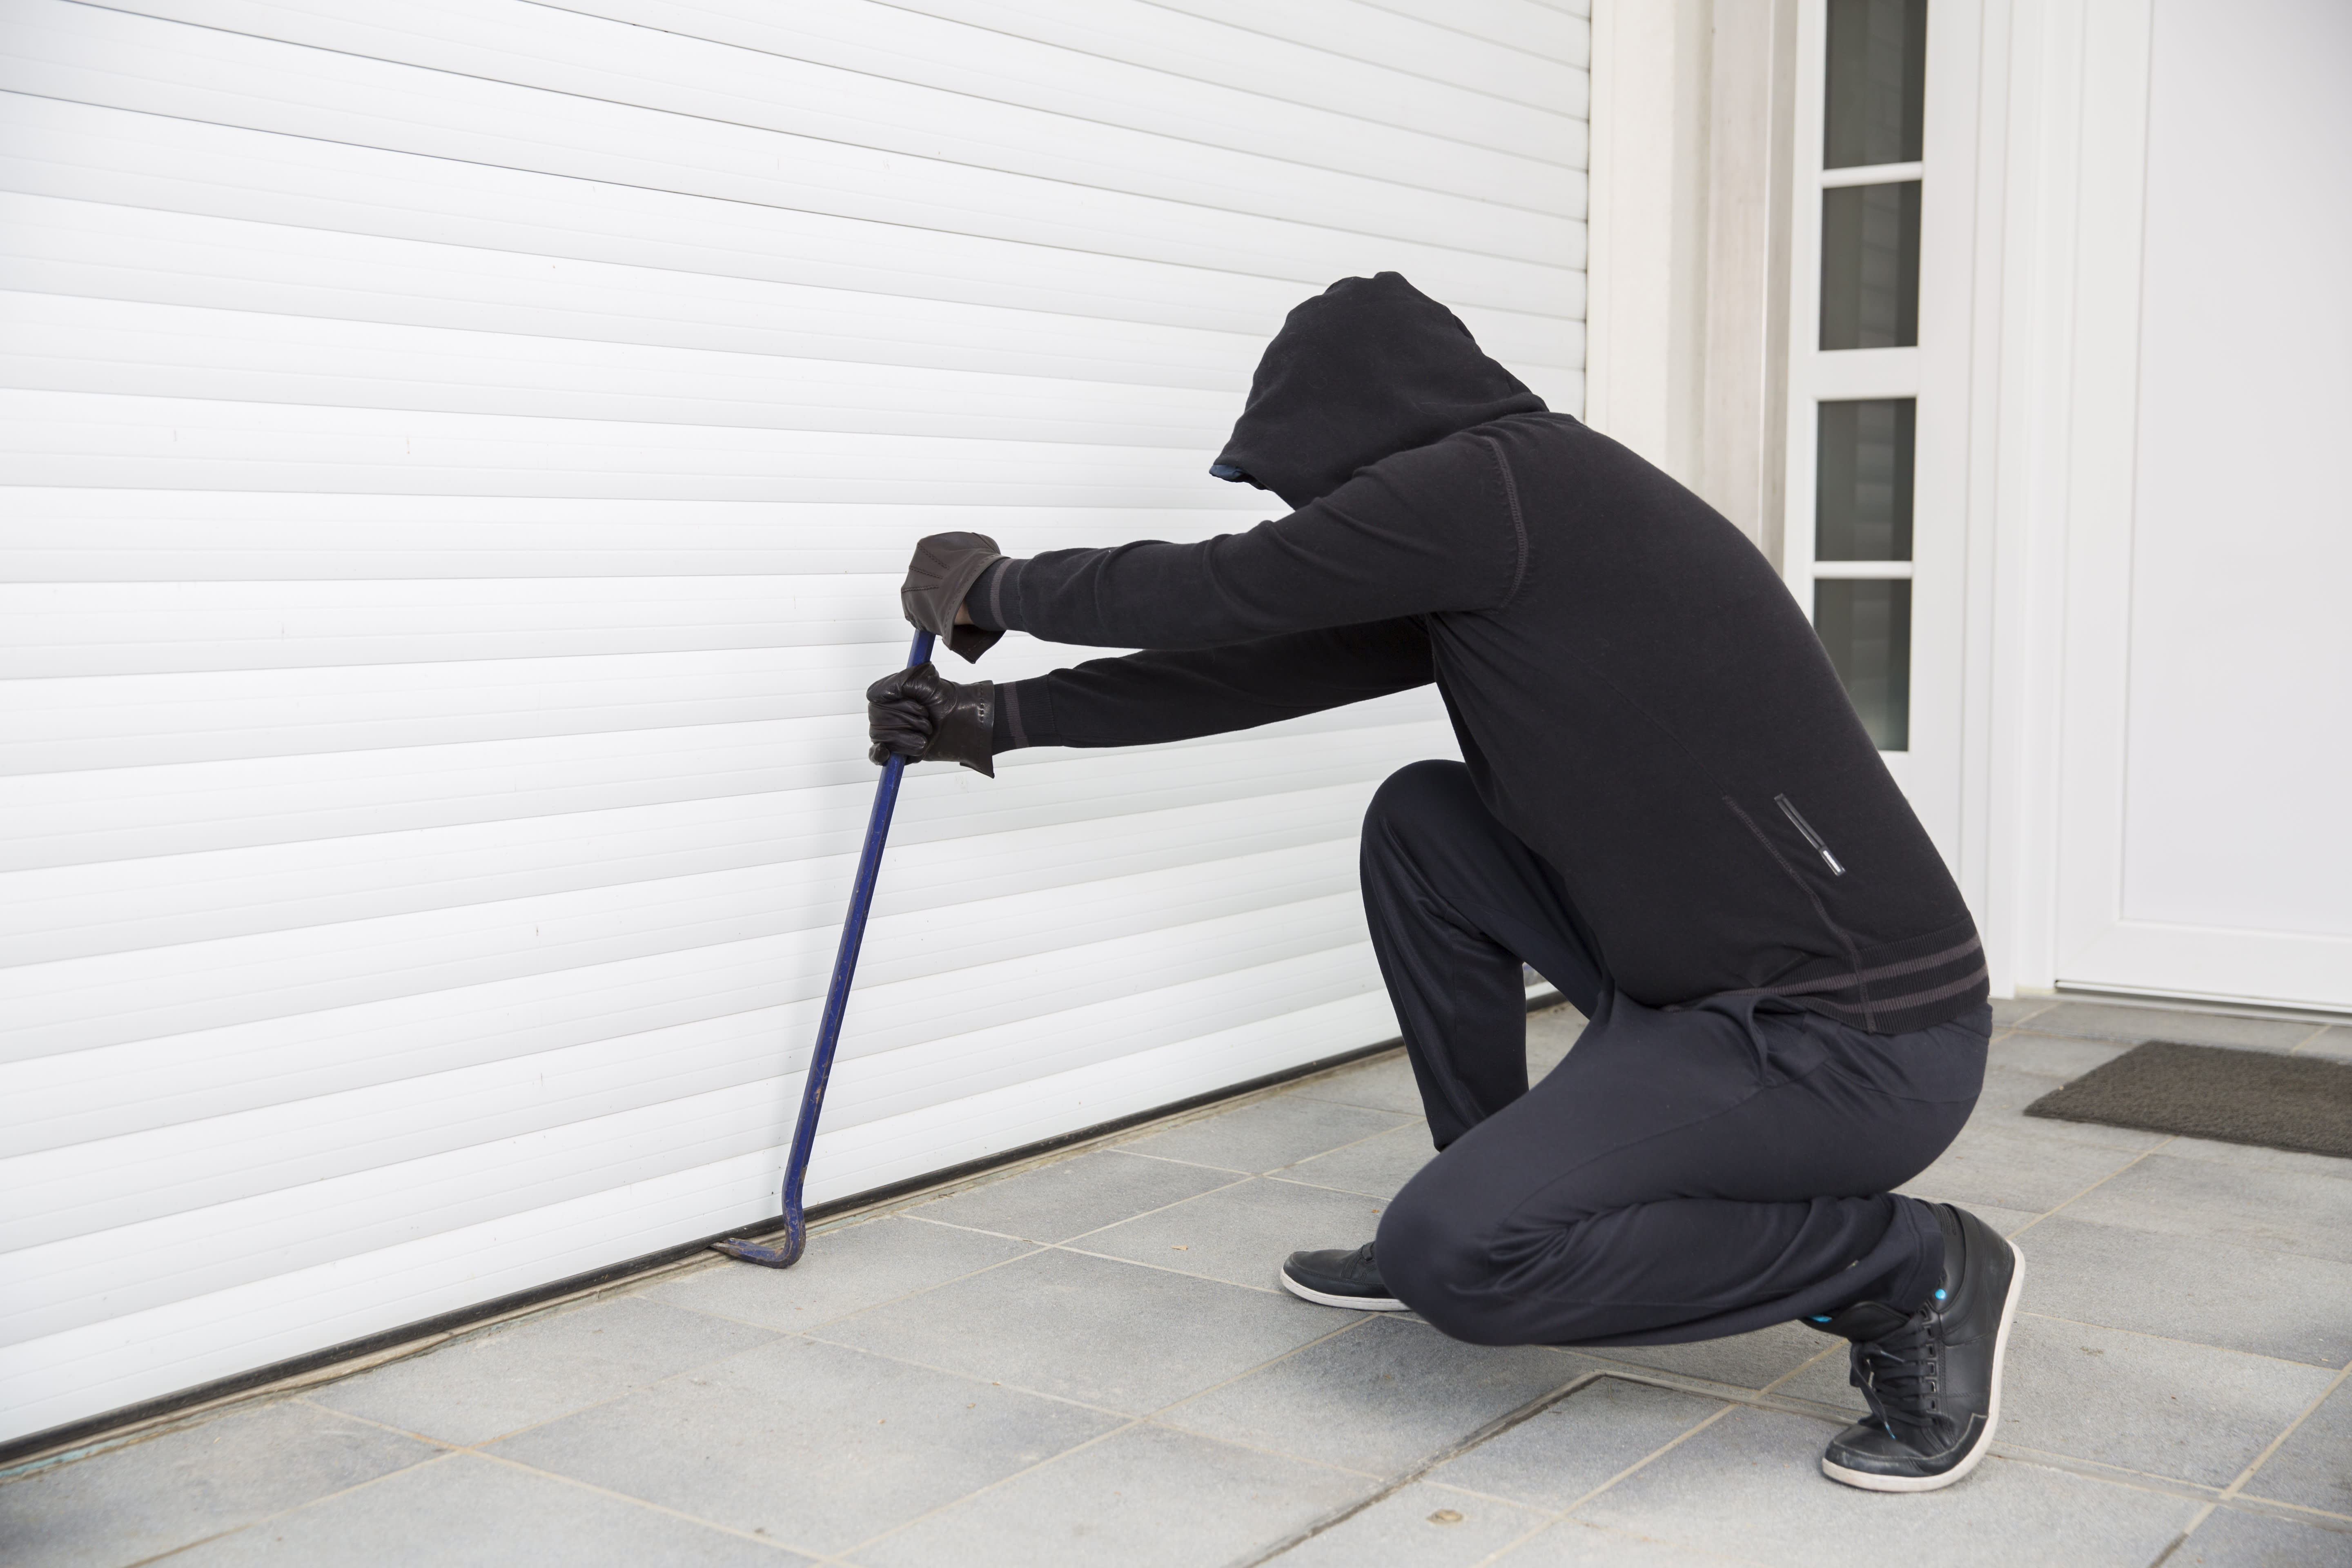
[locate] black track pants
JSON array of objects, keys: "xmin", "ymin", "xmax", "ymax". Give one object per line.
[{"xmin": 1361, "ymin": 761, "xmax": 1989, "ymax": 1348}]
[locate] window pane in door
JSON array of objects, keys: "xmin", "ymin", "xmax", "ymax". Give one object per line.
[
  {"xmin": 1820, "ymin": 181, "xmax": 1920, "ymax": 349},
  {"xmin": 1817, "ymin": 399, "xmax": 1915, "ymax": 560},
  {"xmin": 1815, "ymin": 579, "xmax": 1911, "ymax": 750},
  {"xmin": 1826, "ymin": 0, "xmax": 1927, "ymax": 168}
]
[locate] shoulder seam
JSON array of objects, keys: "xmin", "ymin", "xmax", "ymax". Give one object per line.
[{"xmin": 1480, "ymin": 435, "xmax": 1530, "ymax": 611}]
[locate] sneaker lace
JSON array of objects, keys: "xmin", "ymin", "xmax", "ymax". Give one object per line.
[{"xmin": 1851, "ymin": 1312, "xmax": 1945, "ymax": 1435}]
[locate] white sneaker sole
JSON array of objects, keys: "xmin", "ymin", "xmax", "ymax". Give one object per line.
[
  {"xmin": 1278, "ymin": 1270, "xmax": 1409, "ymax": 1311},
  {"xmin": 1821, "ymin": 1241, "xmax": 2027, "ymax": 1493}
]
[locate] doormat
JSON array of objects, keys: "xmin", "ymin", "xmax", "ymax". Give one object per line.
[{"xmin": 2024, "ymin": 1041, "xmax": 2352, "ymax": 1159}]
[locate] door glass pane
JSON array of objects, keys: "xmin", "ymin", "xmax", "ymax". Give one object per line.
[
  {"xmin": 1815, "ymin": 579, "xmax": 1911, "ymax": 750},
  {"xmin": 1817, "ymin": 399, "xmax": 1915, "ymax": 560},
  {"xmin": 1826, "ymin": 0, "xmax": 1927, "ymax": 167},
  {"xmin": 1820, "ymin": 181, "xmax": 1920, "ymax": 349}
]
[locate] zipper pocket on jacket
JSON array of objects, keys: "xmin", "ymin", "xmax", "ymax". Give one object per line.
[{"xmin": 1774, "ymin": 794, "xmax": 1846, "ymax": 876}]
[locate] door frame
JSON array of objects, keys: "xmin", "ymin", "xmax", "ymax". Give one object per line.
[{"xmin": 1781, "ymin": 0, "xmax": 1985, "ymax": 867}]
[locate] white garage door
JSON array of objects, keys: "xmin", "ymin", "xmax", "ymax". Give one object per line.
[{"xmin": 0, "ymin": 0, "xmax": 1588, "ymax": 1445}]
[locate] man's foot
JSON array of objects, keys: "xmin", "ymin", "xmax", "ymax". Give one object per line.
[
  {"xmin": 1279, "ymin": 1242, "xmax": 1408, "ymax": 1310},
  {"xmin": 1806, "ymin": 1204, "xmax": 2025, "ymax": 1492}
]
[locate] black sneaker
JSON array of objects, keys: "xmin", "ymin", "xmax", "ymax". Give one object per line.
[
  {"xmin": 1806, "ymin": 1204, "xmax": 2025, "ymax": 1492},
  {"xmin": 1279, "ymin": 1242, "xmax": 1408, "ymax": 1311}
]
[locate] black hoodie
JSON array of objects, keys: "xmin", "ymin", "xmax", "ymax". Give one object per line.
[{"xmin": 973, "ymin": 274, "xmax": 1985, "ymax": 1034}]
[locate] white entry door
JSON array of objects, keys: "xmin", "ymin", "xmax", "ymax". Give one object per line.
[{"xmin": 2054, "ymin": 0, "xmax": 2352, "ymax": 1011}]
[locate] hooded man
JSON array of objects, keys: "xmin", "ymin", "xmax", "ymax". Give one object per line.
[{"xmin": 867, "ymin": 273, "xmax": 2018, "ymax": 1493}]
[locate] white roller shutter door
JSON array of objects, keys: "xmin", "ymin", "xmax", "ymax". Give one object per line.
[{"xmin": 0, "ymin": 0, "xmax": 1588, "ymax": 1444}]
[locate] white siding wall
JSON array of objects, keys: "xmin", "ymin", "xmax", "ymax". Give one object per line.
[{"xmin": 0, "ymin": 0, "xmax": 1588, "ymax": 1443}]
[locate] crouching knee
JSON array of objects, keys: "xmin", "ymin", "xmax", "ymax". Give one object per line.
[
  {"xmin": 1362, "ymin": 759, "xmax": 1477, "ymax": 843},
  {"xmin": 1375, "ymin": 1175, "xmax": 1524, "ymax": 1347}
]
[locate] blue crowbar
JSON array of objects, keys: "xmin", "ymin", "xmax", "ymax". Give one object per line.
[{"xmin": 714, "ymin": 627, "xmax": 935, "ymax": 1268}]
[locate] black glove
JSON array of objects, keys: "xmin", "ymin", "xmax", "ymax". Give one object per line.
[
  {"xmin": 866, "ymin": 662, "xmax": 996, "ymax": 777},
  {"xmin": 900, "ymin": 532, "xmax": 1006, "ymax": 664}
]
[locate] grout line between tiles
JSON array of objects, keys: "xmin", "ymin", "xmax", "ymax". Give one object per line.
[
  {"xmin": 646, "ymin": 1234, "xmax": 1054, "ymax": 1335},
  {"xmin": 2212, "ymin": 1355, "xmax": 2352, "ymax": 1509},
  {"xmin": 833, "ymin": 1315, "xmax": 1383, "ymax": 1560},
  {"xmin": 1229, "ymin": 1369, "xmax": 1621, "ymax": 1568},
  {"xmin": 2006, "ymin": 1138, "xmax": 2175, "ymax": 1240}
]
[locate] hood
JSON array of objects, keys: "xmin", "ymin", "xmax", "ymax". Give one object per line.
[{"xmin": 1210, "ymin": 272, "xmax": 1546, "ymax": 511}]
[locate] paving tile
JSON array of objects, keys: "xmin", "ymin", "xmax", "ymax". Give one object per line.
[
  {"xmin": 1989, "ymin": 1316, "xmax": 2336, "ymax": 1486},
  {"xmin": 1767, "ymin": 1341, "xmax": 1866, "ymax": 1417},
  {"xmin": 2163, "ymin": 1135, "xmax": 2352, "ymax": 1183},
  {"xmin": 1991, "ymin": 997, "xmax": 2058, "ymax": 1030},
  {"xmin": 1290, "ymin": 1053, "xmax": 1430, "ymax": 1116},
  {"xmin": 1275, "ymin": 1123, "xmax": 1436, "ymax": 1200},
  {"xmin": 309, "ymin": 1295, "xmax": 777, "ymax": 1446},
  {"xmin": 488, "ymin": 1335, "xmax": 1116, "ymax": 1558},
  {"xmin": 849, "ymin": 1422, "xmax": 1374, "ymax": 1568},
  {"xmin": 2025, "ymin": 1003, "xmax": 2314, "ymax": 1051},
  {"xmin": 2019, "ymin": 1217, "xmax": 2352, "ymax": 1366},
  {"xmin": 0, "ymin": 1401, "xmax": 439, "ymax": 1568},
  {"xmin": 2240, "ymin": 1374, "xmax": 2352, "ymax": 1516},
  {"xmin": 1269, "ymin": 1481, "xmax": 1547, "ymax": 1568},
  {"xmin": 817, "ymin": 1246, "xmax": 1340, "ymax": 1414},
  {"xmin": 1578, "ymin": 1322, "xmax": 1833, "ymax": 1392},
  {"xmin": 903, "ymin": 1149, "xmax": 1240, "ymax": 1244},
  {"xmin": 2301, "ymin": 1026, "xmax": 2352, "ymax": 1061},
  {"xmin": 1895, "ymin": 1121, "xmax": 2149, "ymax": 1212},
  {"xmin": 2062, "ymin": 1154, "xmax": 2352, "ymax": 1263},
  {"xmin": 1077, "ymin": 1176, "xmax": 1390, "ymax": 1293},
  {"xmin": 1528, "ymin": 1007, "xmax": 1587, "ymax": 1081},
  {"xmin": 1572, "ymin": 1406, "xmax": 2198, "ymax": 1568},
  {"xmin": 164, "ymin": 1452, "xmax": 800, "ymax": 1567},
  {"xmin": 1160, "ymin": 1315, "xmax": 1593, "ymax": 1474},
  {"xmin": 1119, "ymin": 1096, "xmax": 1413, "ymax": 1175},
  {"xmin": 644, "ymin": 1214, "xmax": 1033, "ymax": 1331},
  {"xmin": 1430, "ymin": 1376, "xmax": 1727, "ymax": 1511},
  {"xmin": 2167, "ymin": 1506, "xmax": 2352, "ymax": 1567},
  {"xmin": 1497, "ymin": 1520, "xmax": 1761, "ymax": 1567},
  {"xmin": 1988, "ymin": 1031, "xmax": 2133, "ymax": 1080}
]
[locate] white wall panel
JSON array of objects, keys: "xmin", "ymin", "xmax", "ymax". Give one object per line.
[{"xmin": 0, "ymin": 0, "xmax": 1585, "ymax": 1443}]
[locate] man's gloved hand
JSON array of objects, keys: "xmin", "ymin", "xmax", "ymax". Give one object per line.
[
  {"xmin": 900, "ymin": 532, "xmax": 1006, "ymax": 664},
  {"xmin": 867, "ymin": 662, "xmax": 996, "ymax": 777}
]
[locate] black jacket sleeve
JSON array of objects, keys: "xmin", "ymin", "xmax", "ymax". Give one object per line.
[
  {"xmin": 980, "ymin": 434, "xmax": 1524, "ymax": 652},
  {"xmin": 995, "ymin": 619, "xmax": 1433, "ymax": 752}
]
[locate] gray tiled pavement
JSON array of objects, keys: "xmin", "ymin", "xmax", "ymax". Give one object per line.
[{"xmin": 6, "ymin": 1000, "xmax": 2349, "ymax": 1567}]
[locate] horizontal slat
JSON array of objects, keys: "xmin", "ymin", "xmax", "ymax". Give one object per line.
[
  {"xmin": 0, "ymin": 914, "xmax": 1376, "ymax": 1342},
  {"xmin": 0, "ymin": 95, "xmax": 1584, "ymax": 328},
  {"xmin": 541, "ymin": 0, "xmax": 1578, "ymax": 186},
  {"xmin": 0, "ymin": 6, "xmax": 1578, "ymax": 284},
  {"xmin": 0, "ymin": 987, "xmax": 1395, "ymax": 1443},
  {"xmin": 0, "ymin": 745, "xmax": 1406, "ymax": 968},
  {"xmin": 0, "ymin": 855, "xmax": 1380, "ymax": 1256},
  {"xmin": 98, "ymin": 0, "xmax": 1582, "ymax": 220},
  {"xmin": 0, "ymin": 202, "xmax": 1582, "ymax": 387},
  {"xmin": 881, "ymin": 0, "xmax": 1585, "ymax": 145},
  {"xmin": 0, "ymin": 492, "xmax": 1276, "ymax": 583},
  {"xmin": 0, "ymin": 390, "xmax": 1245, "ymax": 502},
  {"xmin": 1143, "ymin": 0, "xmax": 1584, "ymax": 109},
  {"xmin": 1356, "ymin": 0, "xmax": 1591, "ymax": 62},
  {"xmin": 0, "ymin": 690, "xmax": 1439, "ymax": 870},
  {"xmin": 0, "ymin": 722, "xmax": 1457, "ymax": 1058},
  {"xmin": 0, "ymin": 293, "xmax": 1237, "ymax": 449},
  {"xmin": 0, "ymin": 194, "xmax": 1265, "ymax": 389},
  {"xmin": 0, "ymin": 782, "xmax": 1408, "ymax": 1153}
]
